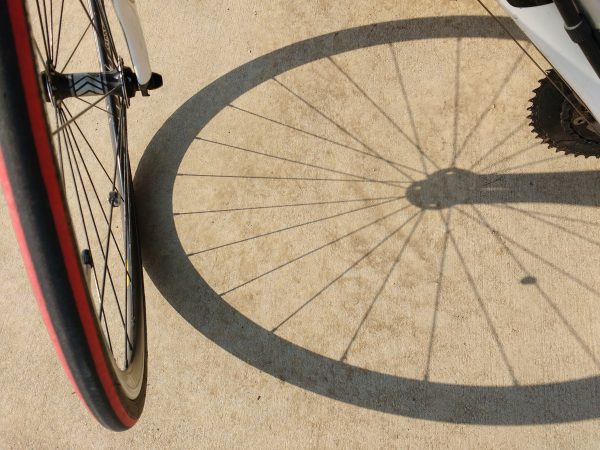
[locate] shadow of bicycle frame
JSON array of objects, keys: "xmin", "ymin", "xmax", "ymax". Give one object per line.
[{"xmin": 136, "ymin": 15, "xmax": 600, "ymax": 425}]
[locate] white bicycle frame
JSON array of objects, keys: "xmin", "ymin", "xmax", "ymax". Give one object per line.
[
  {"xmin": 112, "ymin": 0, "xmax": 152, "ymax": 86},
  {"xmin": 114, "ymin": 0, "xmax": 600, "ymax": 120},
  {"xmin": 497, "ymin": 0, "xmax": 600, "ymax": 122}
]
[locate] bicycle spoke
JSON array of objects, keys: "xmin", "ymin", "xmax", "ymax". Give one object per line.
[
  {"xmin": 34, "ymin": 0, "xmax": 50, "ymax": 61},
  {"xmin": 120, "ymin": 102, "xmax": 133, "ymax": 363},
  {"xmin": 52, "ymin": 87, "xmax": 119, "ymax": 136},
  {"xmin": 60, "ymin": 21, "xmax": 92, "ymax": 72},
  {"xmin": 76, "ymin": 0, "xmax": 117, "ymax": 61},
  {"xmin": 41, "ymin": 0, "xmax": 51, "ymax": 61},
  {"xmin": 32, "ymin": 38, "xmax": 46, "ymax": 67},
  {"xmin": 53, "ymin": 108, "xmax": 65, "ymax": 189},
  {"xmin": 54, "ymin": 0, "xmax": 65, "ymax": 63},
  {"xmin": 57, "ymin": 108, "xmax": 104, "ymax": 312},
  {"xmin": 49, "ymin": 0, "xmax": 54, "ymax": 63},
  {"xmin": 74, "ymin": 96, "xmax": 116, "ymax": 117},
  {"xmin": 59, "ymin": 107, "xmax": 131, "ymax": 348},
  {"xmin": 62, "ymin": 103, "xmax": 120, "ymax": 187},
  {"xmin": 98, "ymin": 106, "xmax": 129, "ymax": 332},
  {"xmin": 98, "ymin": 155, "xmax": 119, "ymax": 308},
  {"xmin": 61, "ymin": 106, "xmax": 127, "ymax": 267},
  {"xmin": 93, "ymin": 0, "xmax": 119, "ymax": 66}
]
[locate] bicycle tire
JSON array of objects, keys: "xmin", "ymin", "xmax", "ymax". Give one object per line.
[{"xmin": 0, "ymin": 0, "xmax": 146, "ymax": 430}]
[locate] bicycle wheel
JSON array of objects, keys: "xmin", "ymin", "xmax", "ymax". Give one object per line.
[{"xmin": 0, "ymin": 0, "xmax": 146, "ymax": 430}]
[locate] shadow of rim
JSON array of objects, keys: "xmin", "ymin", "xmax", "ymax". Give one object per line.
[{"xmin": 136, "ymin": 16, "xmax": 600, "ymax": 424}]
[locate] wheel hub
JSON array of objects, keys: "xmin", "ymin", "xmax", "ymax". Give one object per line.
[{"xmin": 41, "ymin": 65, "xmax": 139, "ymax": 102}]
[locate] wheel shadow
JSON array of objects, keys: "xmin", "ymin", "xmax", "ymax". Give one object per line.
[{"xmin": 135, "ymin": 16, "xmax": 600, "ymax": 424}]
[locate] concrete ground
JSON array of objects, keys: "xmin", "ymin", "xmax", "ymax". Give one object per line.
[{"xmin": 3, "ymin": 0, "xmax": 600, "ymax": 447}]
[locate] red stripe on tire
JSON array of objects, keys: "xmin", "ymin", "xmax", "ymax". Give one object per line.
[
  {"xmin": 5, "ymin": 0, "xmax": 135, "ymax": 428},
  {"xmin": 0, "ymin": 146, "xmax": 85, "ymax": 404}
]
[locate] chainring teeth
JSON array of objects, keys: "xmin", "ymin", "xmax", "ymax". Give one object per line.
[{"xmin": 528, "ymin": 69, "xmax": 600, "ymax": 158}]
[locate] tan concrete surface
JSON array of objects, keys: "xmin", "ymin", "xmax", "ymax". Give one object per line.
[{"xmin": 3, "ymin": 0, "xmax": 600, "ymax": 447}]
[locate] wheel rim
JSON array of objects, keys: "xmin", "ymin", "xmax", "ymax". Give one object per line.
[{"xmin": 26, "ymin": 0, "xmax": 144, "ymax": 399}]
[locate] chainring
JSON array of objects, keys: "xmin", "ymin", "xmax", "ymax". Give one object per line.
[{"xmin": 529, "ymin": 69, "xmax": 600, "ymax": 158}]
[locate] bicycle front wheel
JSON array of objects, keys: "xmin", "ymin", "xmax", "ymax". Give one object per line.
[{"xmin": 0, "ymin": 0, "xmax": 147, "ymax": 430}]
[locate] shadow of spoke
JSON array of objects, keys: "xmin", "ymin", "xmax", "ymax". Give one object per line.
[
  {"xmin": 453, "ymin": 206, "xmax": 600, "ymax": 297},
  {"xmin": 176, "ymin": 173, "xmax": 413, "ymax": 184},
  {"xmin": 423, "ymin": 209, "xmax": 452, "ymax": 381},
  {"xmin": 451, "ymin": 38, "xmax": 461, "ymax": 166},
  {"xmin": 227, "ymin": 104, "xmax": 426, "ymax": 175},
  {"xmin": 468, "ymin": 121, "xmax": 529, "ymax": 171},
  {"xmin": 497, "ymin": 207, "xmax": 600, "ymax": 228},
  {"xmin": 187, "ymin": 196, "xmax": 404, "ymax": 257},
  {"xmin": 340, "ymin": 211, "xmax": 424, "ymax": 361},
  {"xmin": 441, "ymin": 211, "xmax": 519, "ymax": 385},
  {"xmin": 271, "ymin": 208, "xmax": 420, "ymax": 332},
  {"xmin": 454, "ymin": 50, "xmax": 526, "ymax": 164},
  {"xmin": 136, "ymin": 14, "xmax": 600, "ymax": 424},
  {"xmin": 467, "ymin": 205, "xmax": 600, "ymax": 369},
  {"xmin": 493, "ymin": 155, "xmax": 565, "ymax": 174},
  {"xmin": 488, "ymin": 203, "xmax": 600, "ymax": 248},
  {"xmin": 328, "ymin": 55, "xmax": 440, "ymax": 172},
  {"xmin": 195, "ymin": 136, "xmax": 407, "ymax": 188},
  {"xmin": 222, "ymin": 203, "xmax": 414, "ymax": 296},
  {"xmin": 174, "ymin": 195, "xmax": 402, "ymax": 216},
  {"xmin": 479, "ymin": 142, "xmax": 539, "ymax": 173},
  {"xmin": 272, "ymin": 77, "xmax": 417, "ymax": 181}
]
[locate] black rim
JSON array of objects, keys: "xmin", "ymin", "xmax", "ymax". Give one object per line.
[{"xmin": 28, "ymin": 0, "xmax": 144, "ymax": 394}]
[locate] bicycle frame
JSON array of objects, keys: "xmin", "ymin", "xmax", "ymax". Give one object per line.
[
  {"xmin": 112, "ymin": 0, "xmax": 152, "ymax": 85},
  {"xmin": 497, "ymin": 1, "xmax": 600, "ymax": 121},
  {"xmin": 116, "ymin": 0, "xmax": 600, "ymax": 122}
]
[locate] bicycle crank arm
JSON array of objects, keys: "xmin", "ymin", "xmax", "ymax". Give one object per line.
[{"xmin": 41, "ymin": 68, "xmax": 162, "ymax": 102}]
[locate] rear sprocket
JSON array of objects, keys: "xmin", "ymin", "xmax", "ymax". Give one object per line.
[{"xmin": 529, "ymin": 69, "xmax": 600, "ymax": 158}]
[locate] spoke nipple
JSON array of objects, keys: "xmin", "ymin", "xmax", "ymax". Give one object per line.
[
  {"xmin": 81, "ymin": 249, "xmax": 94, "ymax": 267},
  {"xmin": 108, "ymin": 191, "xmax": 121, "ymax": 207}
]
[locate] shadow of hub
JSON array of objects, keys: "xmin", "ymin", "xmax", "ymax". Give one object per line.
[
  {"xmin": 407, "ymin": 169, "xmax": 600, "ymax": 209},
  {"xmin": 136, "ymin": 15, "xmax": 600, "ymax": 425},
  {"xmin": 407, "ymin": 169, "xmax": 478, "ymax": 209}
]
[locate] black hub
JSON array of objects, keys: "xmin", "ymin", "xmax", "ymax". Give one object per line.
[{"xmin": 41, "ymin": 66, "xmax": 163, "ymax": 102}]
